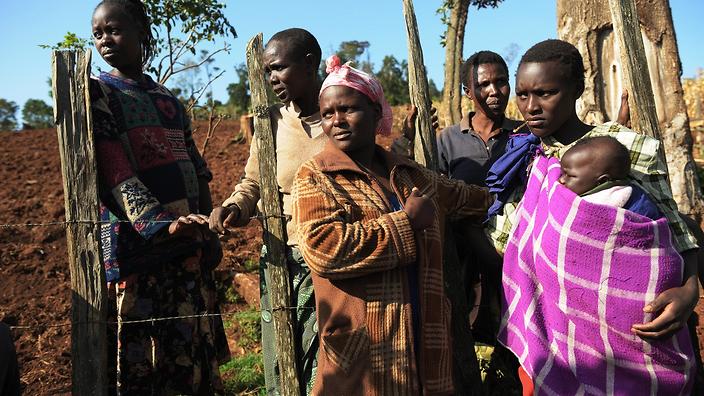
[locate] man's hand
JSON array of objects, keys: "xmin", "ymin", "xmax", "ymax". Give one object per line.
[
  {"xmin": 168, "ymin": 214, "xmax": 209, "ymax": 237},
  {"xmin": 209, "ymin": 205, "xmax": 241, "ymax": 235},
  {"xmin": 616, "ymin": 89, "xmax": 631, "ymax": 128},
  {"xmin": 401, "ymin": 105, "xmax": 440, "ymax": 141},
  {"xmin": 404, "ymin": 187, "xmax": 436, "ymax": 230}
]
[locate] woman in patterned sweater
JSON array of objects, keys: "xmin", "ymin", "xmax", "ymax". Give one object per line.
[
  {"xmin": 292, "ymin": 55, "xmax": 492, "ymax": 395},
  {"xmin": 90, "ymin": 0, "xmax": 229, "ymax": 394}
]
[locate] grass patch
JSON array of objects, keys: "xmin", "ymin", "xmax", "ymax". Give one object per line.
[
  {"xmin": 220, "ymin": 306, "xmax": 264, "ymax": 394},
  {"xmin": 224, "ymin": 286, "xmax": 242, "ymax": 305},
  {"xmin": 220, "ymin": 353, "xmax": 265, "ymax": 395},
  {"xmin": 243, "ymin": 258, "xmax": 259, "ymax": 273},
  {"xmin": 233, "ymin": 309, "xmax": 261, "ymax": 349}
]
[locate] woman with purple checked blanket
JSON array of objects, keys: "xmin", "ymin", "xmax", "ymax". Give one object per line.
[
  {"xmin": 486, "ymin": 39, "xmax": 701, "ymax": 395},
  {"xmin": 498, "ymin": 154, "xmax": 695, "ymax": 395}
]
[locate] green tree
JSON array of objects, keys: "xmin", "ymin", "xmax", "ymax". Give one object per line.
[
  {"xmin": 22, "ymin": 99, "xmax": 54, "ymax": 129},
  {"xmin": 428, "ymin": 79, "xmax": 442, "ymax": 101},
  {"xmin": 145, "ymin": 0, "xmax": 237, "ymax": 84},
  {"xmin": 438, "ymin": 0, "xmax": 505, "ymax": 124},
  {"xmin": 0, "ymin": 99, "xmax": 18, "ymax": 131},
  {"xmin": 375, "ymin": 56, "xmax": 410, "ymax": 106},
  {"xmin": 46, "ymin": 1, "xmax": 237, "ymax": 111},
  {"xmin": 226, "ymin": 64, "xmax": 250, "ymax": 116},
  {"xmin": 39, "ymin": 31, "xmax": 89, "ymax": 51},
  {"xmin": 336, "ymin": 40, "xmax": 373, "ymax": 72}
]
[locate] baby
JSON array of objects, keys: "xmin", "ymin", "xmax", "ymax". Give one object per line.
[{"xmin": 559, "ymin": 135, "xmax": 662, "ymax": 220}]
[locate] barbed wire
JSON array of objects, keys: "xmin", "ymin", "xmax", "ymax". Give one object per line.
[
  {"xmin": 9, "ymin": 307, "xmax": 314, "ymax": 331},
  {"xmin": 7, "ymin": 304, "xmax": 491, "ymax": 331},
  {"xmin": 0, "ymin": 214, "xmax": 290, "ymax": 229},
  {"xmin": 2, "ymin": 213, "xmax": 298, "ymax": 331}
]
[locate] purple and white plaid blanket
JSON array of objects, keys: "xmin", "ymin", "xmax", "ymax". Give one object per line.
[{"xmin": 498, "ymin": 155, "xmax": 695, "ymax": 395}]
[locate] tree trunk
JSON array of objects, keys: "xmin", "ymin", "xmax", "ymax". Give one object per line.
[
  {"xmin": 441, "ymin": 0, "xmax": 470, "ymax": 127},
  {"xmin": 608, "ymin": 0, "xmax": 662, "ymax": 141},
  {"xmin": 557, "ymin": 0, "xmax": 704, "ymax": 221}
]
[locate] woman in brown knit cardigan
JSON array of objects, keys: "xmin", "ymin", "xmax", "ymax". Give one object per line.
[{"xmin": 292, "ymin": 55, "xmax": 493, "ymax": 396}]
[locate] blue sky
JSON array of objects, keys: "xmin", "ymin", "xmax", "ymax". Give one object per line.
[{"xmin": 1, "ymin": 0, "xmax": 702, "ymax": 122}]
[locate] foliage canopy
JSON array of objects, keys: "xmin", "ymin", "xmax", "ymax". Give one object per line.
[
  {"xmin": 144, "ymin": 0, "xmax": 237, "ymax": 84},
  {"xmin": 22, "ymin": 99, "xmax": 54, "ymax": 129},
  {"xmin": 0, "ymin": 99, "xmax": 19, "ymax": 131},
  {"xmin": 436, "ymin": 0, "xmax": 505, "ymax": 47}
]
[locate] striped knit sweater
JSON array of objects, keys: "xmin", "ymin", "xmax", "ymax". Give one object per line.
[{"xmin": 293, "ymin": 142, "xmax": 492, "ymax": 395}]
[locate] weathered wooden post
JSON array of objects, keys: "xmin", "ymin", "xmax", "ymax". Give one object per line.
[
  {"xmin": 401, "ymin": 1, "xmax": 482, "ymax": 393},
  {"xmin": 402, "ymin": 0, "xmax": 439, "ymax": 170},
  {"xmin": 607, "ymin": 0, "xmax": 662, "ymax": 140},
  {"xmin": 245, "ymin": 33, "xmax": 301, "ymax": 396},
  {"xmin": 52, "ymin": 49, "xmax": 108, "ymax": 395}
]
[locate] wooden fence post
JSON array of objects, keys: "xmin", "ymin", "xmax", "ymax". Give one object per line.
[
  {"xmin": 245, "ymin": 33, "xmax": 301, "ymax": 396},
  {"xmin": 402, "ymin": 0, "xmax": 439, "ymax": 170},
  {"xmin": 608, "ymin": 0, "xmax": 662, "ymax": 140},
  {"xmin": 401, "ymin": 1, "xmax": 483, "ymax": 393},
  {"xmin": 52, "ymin": 49, "xmax": 108, "ymax": 395}
]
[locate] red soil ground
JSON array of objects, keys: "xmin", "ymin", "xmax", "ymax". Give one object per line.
[
  {"xmin": 2, "ymin": 118, "xmax": 704, "ymax": 394},
  {"xmin": 0, "ymin": 119, "xmax": 263, "ymax": 395}
]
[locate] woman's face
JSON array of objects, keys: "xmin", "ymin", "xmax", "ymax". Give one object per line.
[
  {"xmin": 515, "ymin": 61, "xmax": 579, "ymax": 139},
  {"xmin": 263, "ymin": 40, "xmax": 315, "ymax": 103},
  {"xmin": 319, "ymin": 85, "xmax": 380, "ymax": 153},
  {"xmin": 92, "ymin": 4, "xmax": 144, "ymax": 71}
]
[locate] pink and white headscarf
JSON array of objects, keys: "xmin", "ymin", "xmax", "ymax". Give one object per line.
[{"xmin": 320, "ymin": 55, "xmax": 393, "ymax": 136}]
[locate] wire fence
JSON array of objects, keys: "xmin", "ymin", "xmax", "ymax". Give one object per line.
[
  {"xmin": 8, "ymin": 308, "xmax": 314, "ymax": 331},
  {"xmin": 1, "ymin": 214, "xmax": 295, "ymax": 332},
  {"xmin": 0, "ymin": 214, "xmax": 289, "ymax": 229}
]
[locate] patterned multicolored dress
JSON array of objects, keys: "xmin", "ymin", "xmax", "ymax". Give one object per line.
[{"xmin": 90, "ymin": 72, "xmax": 230, "ymax": 395}]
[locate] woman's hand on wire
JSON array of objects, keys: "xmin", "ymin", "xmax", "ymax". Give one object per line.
[
  {"xmin": 404, "ymin": 187, "xmax": 436, "ymax": 230},
  {"xmin": 168, "ymin": 214, "xmax": 209, "ymax": 237}
]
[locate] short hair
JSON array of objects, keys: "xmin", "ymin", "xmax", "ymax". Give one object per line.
[
  {"xmin": 570, "ymin": 136, "xmax": 631, "ymax": 179},
  {"xmin": 518, "ymin": 39, "xmax": 585, "ymax": 90},
  {"xmin": 94, "ymin": 0, "xmax": 154, "ymax": 68},
  {"xmin": 460, "ymin": 50, "xmax": 508, "ymax": 88},
  {"xmin": 267, "ymin": 28, "xmax": 322, "ymax": 66}
]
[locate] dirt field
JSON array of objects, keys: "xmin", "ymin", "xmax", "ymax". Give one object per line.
[
  {"xmin": 0, "ymin": 120, "xmax": 264, "ymax": 395},
  {"xmin": 2, "ymin": 118, "xmax": 704, "ymax": 394}
]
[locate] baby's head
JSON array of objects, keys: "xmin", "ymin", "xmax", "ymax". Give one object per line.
[{"xmin": 559, "ymin": 136, "xmax": 630, "ymax": 195}]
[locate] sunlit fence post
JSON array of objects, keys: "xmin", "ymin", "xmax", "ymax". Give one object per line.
[
  {"xmin": 245, "ymin": 34, "xmax": 301, "ymax": 396},
  {"xmin": 51, "ymin": 49, "xmax": 108, "ymax": 396}
]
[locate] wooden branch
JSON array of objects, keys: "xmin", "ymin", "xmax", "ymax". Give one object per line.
[
  {"xmin": 441, "ymin": 0, "xmax": 470, "ymax": 126},
  {"xmin": 402, "ymin": 0, "xmax": 439, "ymax": 170},
  {"xmin": 201, "ymin": 108, "xmax": 224, "ymax": 157},
  {"xmin": 164, "ymin": 24, "xmax": 175, "ymax": 84},
  {"xmin": 174, "ymin": 31, "xmax": 196, "ymax": 60},
  {"xmin": 186, "ymin": 68, "xmax": 226, "ymax": 113},
  {"xmin": 608, "ymin": 0, "xmax": 662, "ymax": 140},
  {"xmin": 52, "ymin": 49, "xmax": 108, "ymax": 396},
  {"xmin": 402, "ymin": 1, "xmax": 482, "ymax": 394},
  {"xmin": 245, "ymin": 33, "xmax": 301, "ymax": 396}
]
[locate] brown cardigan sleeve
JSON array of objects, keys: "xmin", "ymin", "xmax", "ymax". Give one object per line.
[
  {"xmin": 423, "ymin": 168, "xmax": 492, "ymax": 221},
  {"xmin": 293, "ymin": 163, "xmax": 417, "ymax": 280}
]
